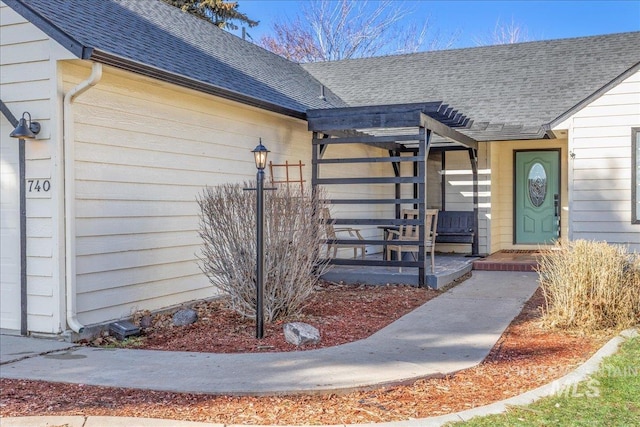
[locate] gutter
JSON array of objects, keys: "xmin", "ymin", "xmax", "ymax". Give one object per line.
[
  {"xmin": 89, "ymin": 50, "xmax": 309, "ymax": 121},
  {"xmin": 62, "ymin": 62, "xmax": 103, "ymax": 334}
]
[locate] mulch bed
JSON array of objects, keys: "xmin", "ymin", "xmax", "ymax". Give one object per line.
[
  {"xmin": 0, "ymin": 281, "xmax": 609, "ymax": 425},
  {"xmin": 122, "ymin": 281, "xmax": 441, "ymax": 353}
]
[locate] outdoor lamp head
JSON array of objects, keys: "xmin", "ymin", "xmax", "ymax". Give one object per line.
[
  {"xmin": 10, "ymin": 112, "xmax": 40, "ymax": 139},
  {"xmin": 252, "ymin": 139, "xmax": 269, "ymax": 170}
]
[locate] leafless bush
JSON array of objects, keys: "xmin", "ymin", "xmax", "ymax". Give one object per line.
[
  {"xmin": 197, "ymin": 183, "xmax": 330, "ymax": 322},
  {"xmin": 538, "ymin": 240, "xmax": 640, "ymax": 333}
]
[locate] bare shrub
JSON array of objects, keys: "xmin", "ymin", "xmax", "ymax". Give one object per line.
[
  {"xmin": 538, "ymin": 240, "xmax": 640, "ymax": 333},
  {"xmin": 197, "ymin": 183, "xmax": 330, "ymax": 322}
]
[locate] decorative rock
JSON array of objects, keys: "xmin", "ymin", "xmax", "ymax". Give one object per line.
[
  {"xmin": 140, "ymin": 315, "xmax": 153, "ymax": 329},
  {"xmin": 283, "ymin": 322, "xmax": 321, "ymax": 346},
  {"xmin": 173, "ymin": 308, "xmax": 198, "ymax": 326}
]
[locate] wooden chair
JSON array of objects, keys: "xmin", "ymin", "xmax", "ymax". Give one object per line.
[
  {"xmin": 386, "ymin": 209, "xmax": 438, "ymax": 272},
  {"xmin": 320, "ymin": 208, "xmax": 365, "ymax": 259}
]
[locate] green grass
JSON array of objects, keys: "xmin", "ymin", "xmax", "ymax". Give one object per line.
[
  {"xmin": 102, "ymin": 335, "xmax": 147, "ymax": 348},
  {"xmin": 447, "ymin": 334, "xmax": 640, "ymax": 427}
]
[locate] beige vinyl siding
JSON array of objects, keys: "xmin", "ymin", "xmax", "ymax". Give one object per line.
[
  {"xmin": 488, "ymin": 139, "xmax": 569, "ymax": 254},
  {"xmin": 0, "ymin": 2, "xmax": 74, "ymax": 333},
  {"xmin": 561, "ymin": 70, "xmax": 640, "ymax": 250},
  {"xmin": 61, "ymin": 61, "xmax": 319, "ymax": 326}
]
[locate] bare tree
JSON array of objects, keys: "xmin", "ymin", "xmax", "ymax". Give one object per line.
[
  {"xmin": 261, "ymin": 18, "xmax": 323, "ymax": 63},
  {"xmin": 259, "ymin": 0, "xmax": 457, "ymax": 62},
  {"xmin": 474, "ymin": 17, "xmax": 532, "ymax": 46}
]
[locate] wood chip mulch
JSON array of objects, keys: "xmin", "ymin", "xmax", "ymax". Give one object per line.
[{"xmin": 0, "ymin": 281, "xmax": 609, "ymax": 425}]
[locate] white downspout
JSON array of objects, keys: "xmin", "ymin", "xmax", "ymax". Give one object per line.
[{"xmin": 63, "ymin": 62, "xmax": 102, "ymax": 333}]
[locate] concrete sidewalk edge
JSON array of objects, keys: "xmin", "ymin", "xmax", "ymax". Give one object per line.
[
  {"xmin": 414, "ymin": 327, "xmax": 639, "ymax": 426},
  {"xmin": 2, "ymin": 327, "xmax": 636, "ymax": 427}
]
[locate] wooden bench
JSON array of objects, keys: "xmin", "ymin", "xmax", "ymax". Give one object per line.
[{"xmin": 436, "ymin": 210, "xmax": 475, "ymax": 244}]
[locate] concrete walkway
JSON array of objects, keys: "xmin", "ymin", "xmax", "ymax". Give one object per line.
[
  {"xmin": 1, "ymin": 271, "xmax": 540, "ymax": 425},
  {"xmin": 3, "ymin": 329, "xmax": 636, "ymax": 427}
]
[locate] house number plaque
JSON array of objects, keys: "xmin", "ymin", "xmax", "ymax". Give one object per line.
[{"xmin": 26, "ymin": 179, "xmax": 52, "ymax": 198}]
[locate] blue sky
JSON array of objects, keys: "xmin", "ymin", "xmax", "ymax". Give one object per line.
[{"xmin": 233, "ymin": 0, "xmax": 640, "ymax": 49}]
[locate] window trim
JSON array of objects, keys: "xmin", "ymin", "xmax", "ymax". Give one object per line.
[{"xmin": 633, "ymin": 127, "xmax": 640, "ymax": 224}]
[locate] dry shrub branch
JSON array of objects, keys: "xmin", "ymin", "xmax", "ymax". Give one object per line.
[
  {"xmin": 197, "ymin": 183, "xmax": 329, "ymax": 322},
  {"xmin": 538, "ymin": 240, "xmax": 640, "ymax": 332}
]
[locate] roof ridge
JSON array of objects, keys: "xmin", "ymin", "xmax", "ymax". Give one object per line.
[{"xmin": 301, "ymin": 31, "xmax": 640, "ymax": 65}]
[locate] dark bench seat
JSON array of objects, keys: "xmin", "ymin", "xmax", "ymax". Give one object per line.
[{"xmin": 436, "ymin": 210, "xmax": 475, "ymax": 244}]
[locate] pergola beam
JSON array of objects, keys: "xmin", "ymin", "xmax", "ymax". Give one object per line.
[
  {"xmin": 421, "ymin": 114, "xmax": 478, "ymax": 150},
  {"xmin": 309, "ymin": 102, "xmax": 478, "ymax": 286},
  {"xmin": 308, "ymin": 102, "xmax": 445, "ymax": 132}
]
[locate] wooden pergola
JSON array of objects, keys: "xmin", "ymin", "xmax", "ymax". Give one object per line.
[{"xmin": 307, "ymin": 102, "xmax": 479, "ymax": 287}]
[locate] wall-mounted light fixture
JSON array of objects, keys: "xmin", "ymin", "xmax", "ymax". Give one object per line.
[{"xmin": 10, "ymin": 112, "xmax": 40, "ymax": 139}]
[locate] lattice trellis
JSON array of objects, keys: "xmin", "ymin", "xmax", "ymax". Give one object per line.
[{"xmin": 269, "ymin": 160, "xmax": 306, "ymax": 193}]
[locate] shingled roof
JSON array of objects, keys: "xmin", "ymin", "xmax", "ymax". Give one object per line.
[
  {"xmin": 6, "ymin": 0, "xmax": 639, "ymax": 141},
  {"xmin": 5, "ymin": 0, "xmax": 347, "ymax": 118},
  {"xmin": 303, "ymin": 32, "xmax": 640, "ymax": 140}
]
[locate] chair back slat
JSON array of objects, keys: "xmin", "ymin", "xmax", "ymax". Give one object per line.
[
  {"xmin": 399, "ymin": 209, "xmax": 419, "ymax": 240},
  {"xmin": 425, "ymin": 209, "xmax": 439, "ymax": 245}
]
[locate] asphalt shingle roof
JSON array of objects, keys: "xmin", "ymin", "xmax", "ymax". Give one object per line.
[
  {"xmin": 302, "ymin": 32, "xmax": 640, "ymax": 139},
  {"xmin": 6, "ymin": 0, "xmax": 639, "ymax": 140},
  {"xmin": 6, "ymin": 0, "xmax": 346, "ymax": 115}
]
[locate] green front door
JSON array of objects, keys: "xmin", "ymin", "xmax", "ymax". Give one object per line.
[{"xmin": 515, "ymin": 150, "xmax": 560, "ymax": 244}]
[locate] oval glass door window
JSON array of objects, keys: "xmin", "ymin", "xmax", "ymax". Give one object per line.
[{"xmin": 528, "ymin": 163, "xmax": 547, "ymax": 207}]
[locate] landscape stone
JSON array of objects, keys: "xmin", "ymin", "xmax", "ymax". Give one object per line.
[
  {"xmin": 173, "ymin": 308, "xmax": 198, "ymax": 326},
  {"xmin": 283, "ymin": 322, "xmax": 321, "ymax": 346},
  {"xmin": 140, "ymin": 315, "xmax": 152, "ymax": 329}
]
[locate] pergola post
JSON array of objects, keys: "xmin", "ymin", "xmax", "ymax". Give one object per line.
[
  {"xmin": 389, "ymin": 149, "xmax": 401, "ymax": 219},
  {"xmin": 417, "ymin": 128, "xmax": 432, "ymax": 286},
  {"xmin": 468, "ymin": 148, "xmax": 480, "ymax": 256}
]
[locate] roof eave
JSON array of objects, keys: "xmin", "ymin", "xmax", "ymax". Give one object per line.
[
  {"xmin": 6, "ymin": 0, "xmax": 307, "ymax": 121},
  {"xmin": 5, "ymin": 0, "xmax": 90, "ymax": 59},
  {"xmin": 88, "ymin": 51, "xmax": 307, "ymax": 121},
  {"xmin": 546, "ymin": 61, "xmax": 640, "ymax": 131}
]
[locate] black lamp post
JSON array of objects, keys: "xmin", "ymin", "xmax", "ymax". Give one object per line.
[
  {"xmin": 252, "ymin": 139, "xmax": 269, "ymax": 339},
  {"xmin": 8, "ymin": 111, "xmax": 39, "ymax": 337}
]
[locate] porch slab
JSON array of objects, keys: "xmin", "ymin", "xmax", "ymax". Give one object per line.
[{"xmin": 320, "ymin": 253, "xmax": 476, "ymax": 289}]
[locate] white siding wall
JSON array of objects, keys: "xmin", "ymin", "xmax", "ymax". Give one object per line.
[
  {"xmin": 560, "ymin": 70, "xmax": 640, "ymax": 251},
  {"xmin": 1, "ymin": 2, "xmax": 75, "ymax": 333},
  {"xmin": 62, "ymin": 62, "xmax": 327, "ymax": 326},
  {"xmin": 443, "ymin": 151, "xmax": 473, "ymax": 211},
  {"xmin": 477, "ymin": 144, "xmax": 491, "ymax": 254},
  {"xmin": 0, "ymin": 115, "xmax": 21, "ymax": 330}
]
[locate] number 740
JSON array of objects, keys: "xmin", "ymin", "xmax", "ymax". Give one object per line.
[{"xmin": 27, "ymin": 179, "xmax": 51, "ymax": 192}]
